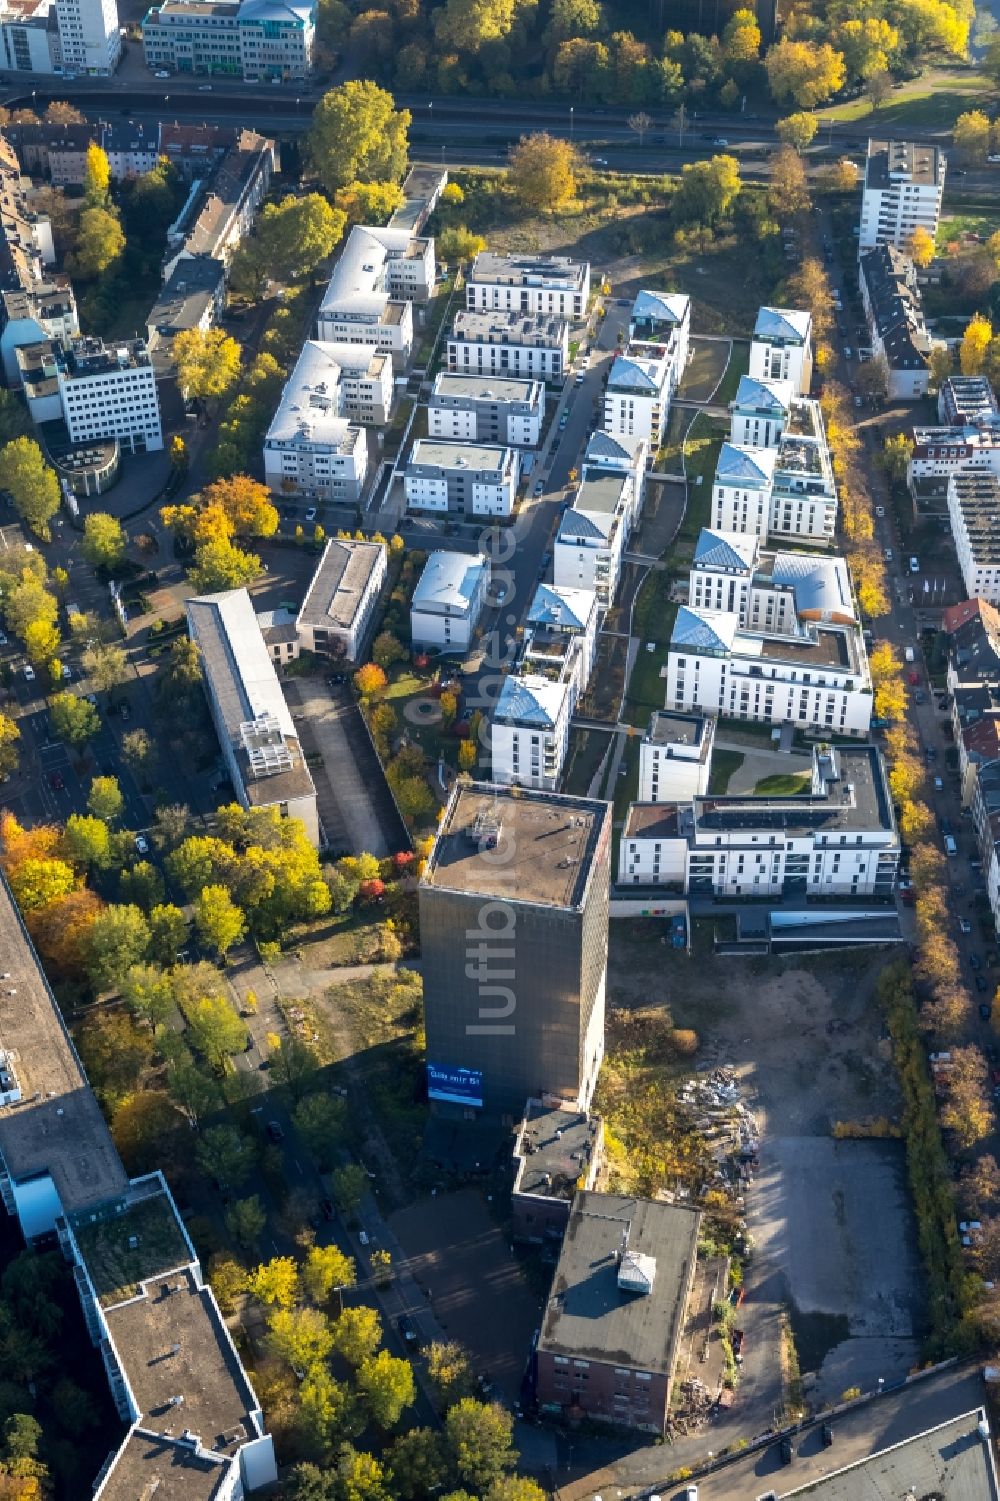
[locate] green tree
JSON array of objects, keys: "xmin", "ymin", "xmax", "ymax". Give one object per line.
[
  {"xmin": 438, "ymin": 226, "xmax": 487, "ymax": 264},
  {"xmin": 73, "ymin": 205, "xmax": 125, "ymax": 278},
  {"xmin": 77, "ymin": 1010, "xmax": 154, "ymax": 1109},
  {"xmin": 545, "ymin": 0, "xmax": 601, "ymax": 41},
  {"xmin": 254, "ymin": 193, "xmax": 347, "ymax": 282},
  {"xmin": 120, "ymin": 962, "xmax": 175, "ymax": 1026},
  {"xmin": 764, "ymin": 37, "xmax": 846, "ymax": 107},
  {"xmin": 336, "ymin": 1447, "xmax": 391, "ymax": 1501},
  {"xmin": 434, "ymin": 0, "xmax": 520, "ymax": 52},
  {"xmin": 308, "ymin": 80, "xmax": 411, "ymax": 193},
  {"xmin": 358, "ymin": 1349, "xmax": 415, "ymax": 1429},
  {"xmin": 63, "ymin": 812, "xmax": 112, "ymax": 870},
  {"xmin": 293, "ymin": 1091, "xmax": 346, "ymax": 1169},
  {"xmin": 82, "ymin": 641, "xmax": 129, "ymax": 698},
  {"xmin": 151, "ymin": 803, "xmax": 192, "ymax": 852},
  {"xmin": 267, "ymin": 1305, "xmax": 334, "ymax": 1374},
  {"xmin": 82, "ymin": 141, "xmax": 111, "ymax": 204},
  {"xmin": 0, "ymin": 388, "xmax": 32, "ymax": 447},
  {"xmin": 119, "ymin": 859, "xmax": 165, "ymax": 913},
  {"xmin": 387, "ymin": 1429, "xmax": 448, "ymax": 1501},
  {"xmin": 767, "ymin": 144, "xmax": 810, "ymax": 219},
  {"xmin": 298, "ymin": 1373, "xmax": 360, "ymax": 1457},
  {"xmin": 149, "ymin": 902, "xmax": 188, "ymax": 965},
  {"xmin": 425, "ymin": 1340, "xmax": 475, "ymax": 1408},
  {"xmin": 182, "ymin": 993, "xmax": 249, "ymax": 1070},
  {"xmin": 122, "ymin": 727, "xmax": 156, "ymax": 781},
  {"xmin": 190, "ymin": 537, "xmax": 263, "ymax": 592},
  {"xmin": 302, "ymin": 1243, "xmax": 356, "ymax": 1305},
  {"xmin": 87, "ymin": 774, "xmax": 123, "ymax": 825},
  {"xmin": 81, "ymin": 512, "xmax": 126, "ymax": 570},
  {"xmin": 87, "ymin": 904, "xmax": 151, "ymax": 989},
  {"xmin": 672, "ymin": 154, "xmax": 741, "ymax": 226},
  {"xmin": 196, "ymin": 1123, "xmax": 256, "ymax": 1190},
  {"xmin": 173, "ymin": 327, "xmax": 242, "ymax": 401},
  {"xmin": 247, "ymin": 1255, "xmax": 300, "ymax": 1309},
  {"xmin": 485, "ymin": 1481, "xmax": 547, "ymax": 1501},
  {"xmin": 775, "ymin": 111, "xmax": 819, "ymax": 150},
  {"xmin": 331, "ymin": 1305, "xmax": 382, "ymax": 1367},
  {"xmin": 721, "ymin": 5, "xmax": 760, "ymax": 62},
  {"xmin": 444, "ymin": 1400, "xmax": 516, "ymax": 1492},
  {"xmin": 508, "ymin": 133, "xmax": 580, "ymax": 212},
  {"xmin": 0, "ymin": 436, "xmax": 60, "ymax": 538},
  {"xmin": 287, "ymin": 1463, "xmax": 336, "ymax": 1501},
  {"xmin": 331, "ymin": 1162, "xmax": 367, "ymax": 1220},
  {"xmin": 269, "ymin": 1035, "xmax": 319, "ymax": 1099},
  {"xmin": 194, "ymin": 883, "xmax": 246, "ymax": 958},
  {"xmin": 954, "ymin": 109, "xmax": 991, "ymax": 164},
  {"xmin": 23, "ymin": 616, "xmax": 60, "ymax": 666},
  {"xmin": 0, "ymin": 711, "xmax": 19, "ymax": 779}
]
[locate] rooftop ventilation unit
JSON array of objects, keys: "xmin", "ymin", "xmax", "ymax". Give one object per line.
[{"xmin": 240, "ymin": 713, "xmax": 293, "ymax": 779}]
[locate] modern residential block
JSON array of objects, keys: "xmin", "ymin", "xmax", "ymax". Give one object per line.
[
  {"xmin": 511, "ymin": 1100, "xmax": 603, "ymax": 1243},
  {"xmin": 535, "ymin": 1191, "xmax": 701, "ymax": 1434},
  {"xmin": 428, "ymin": 371, "xmax": 544, "ymax": 447},
  {"xmin": 521, "ymin": 581, "xmax": 599, "ymax": 711},
  {"xmin": 713, "ymin": 398, "xmax": 837, "ymax": 547},
  {"xmin": 859, "ymin": 244, "xmax": 935, "ymax": 401},
  {"xmin": 689, "ymin": 527, "xmax": 856, "ymax": 635},
  {"xmin": 638, "ymin": 709, "xmax": 715, "ymax": 803},
  {"xmin": 620, "ymin": 744, "xmax": 899, "ymax": 897},
  {"xmin": 410, "ymin": 549, "xmax": 491, "ymax": 653},
  {"xmin": 939, "ymin": 375, "xmax": 999, "ymax": 425},
  {"xmin": 628, "ymin": 289, "xmax": 690, "ymax": 367},
  {"xmin": 554, "ymin": 463, "xmax": 643, "ymax": 608},
  {"xmin": 948, "ymin": 471, "xmax": 1000, "ymax": 605},
  {"xmin": 419, "ymin": 782, "xmax": 611, "ymax": 1118},
  {"xmin": 186, "ymin": 588, "xmax": 320, "ymax": 847},
  {"xmin": 729, "ymin": 373, "xmax": 793, "ymax": 448},
  {"xmin": 405, "ymin": 439, "xmax": 519, "ymax": 519},
  {"xmin": 447, "ymin": 309, "xmax": 568, "ymax": 383},
  {"xmin": 748, "ymin": 305, "xmax": 813, "ymax": 395},
  {"xmin": 142, "ymin": 0, "xmax": 315, "ymax": 80},
  {"xmin": 296, "ymin": 536, "xmax": 387, "ymax": 662},
  {"xmin": 491, "ymin": 672, "xmax": 572, "ymax": 791},
  {"xmin": 860, "ymin": 138, "xmax": 946, "ymax": 254},
  {"xmin": 665, "ymin": 603, "xmax": 872, "ymax": 737},
  {"xmin": 908, "ymin": 418, "xmax": 1000, "ymax": 485},
  {"xmin": 581, "ymin": 428, "xmax": 648, "ymax": 493},
  {"xmin": 603, "ymin": 353, "xmax": 672, "ymax": 446},
  {"xmin": 18, "ymin": 335, "xmax": 162, "ymax": 451},
  {"xmin": 316, "ymin": 223, "xmax": 434, "ymax": 363},
  {"xmin": 263, "ymin": 340, "xmax": 369, "ymax": 504},
  {"xmin": 466, "ymin": 252, "xmax": 590, "ymax": 319},
  {"xmin": 0, "ymin": 5, "xmax": 59, "ymax": 75}
]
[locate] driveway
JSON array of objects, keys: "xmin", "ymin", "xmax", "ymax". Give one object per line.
[{"xmin": 284, "ymin": 677, "xmax": 406, "ymax": 857}]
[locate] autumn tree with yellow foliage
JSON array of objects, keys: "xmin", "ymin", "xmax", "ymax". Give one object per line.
[
  {"xmin": 961, "ymin": 312, "xmax": 992, "ymax": 376},
  {"xmin": 508, "ymin": 133, "xmax": 581, "ymax": 213}
]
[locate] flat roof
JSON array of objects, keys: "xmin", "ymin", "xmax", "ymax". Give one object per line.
[
  {"xmin": 104, "ymin": 1267, "xmax": 258, "ymax": 1456},
  {"xmin": 865, "ymin": 136, "xmax": 944, "ymax": 190},
  {"xmin": 0, "ymin": 874, "xmax": 128, "ymax": 1215},
  {"xmin": 513, "ymin": 1101, "xmax": 601, "ymax": 1203},
  {"xmin": 782, "ymin": 1408, "xmax": 999, "ymax": 1500},
  {"xmin": 449, "ymin": 309, "xmax": 567, "ymax": 346},
  {"xmin": 694, "ymin": 745, "xmax": 894, "ymax": 838},
  {"xmin": 73, "ymin": 1185, "xmax": 193, "ymax": 1307},
  {"xmin": 147, "ymin": 255, "xmax": 224, "ymax": 338},
  {"xmin": 298, "ymin": 538, "xmax": 386, "ymax": 632},
  {"xmin": 431, "ymin": 372, "xmax": 540, "ymax": 404},
  {"xmin": 409, "ymin": 438, "xmax": 511, "ymax": 473},
  {"xmin": 623, "ymin": 803, "xmax": 681, "ymax": 840},
  {"xmin": 575, "ymin": 471, "xmax": 629, "ymax": 516},
  {"xmin": 646, "ymin": 709, "xmax": 711, "ymax": 750},
  {"xmin": 470, "ymin": 251, "xmax": 588, "ymax": 289},
  {"xmin": 539, "ymin": 1191, "xmax": 700, "ymax": 1373},
  {"xmin": 423, "ymin": 782, "xmax": 609, "ymax": 910},
  {"xmin": 95, "ymin": 1431, "xmax": 232, "ymax": 1501}
]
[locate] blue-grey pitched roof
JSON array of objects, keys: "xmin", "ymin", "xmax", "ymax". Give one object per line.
[
  {"xmin": 527, "ymin": 583, "xmax": 595, "ymax": 632},
  {"xmin": 693, "ymin": 528, "xmax": 757, "ymax": 573},
  {"xmin": 494, "ymin": 673, "xmax": 568, "ymax": 728},
  {"xmin": 732, "ymin": 374, "xmax": 792, "ymax": 415},
  {"xmin": 671, "ymin": 605, "xmax": 738, "ymax": 654},
  {"xmin": 753, "ymin": 306, "xmax": 811, "ymax": 343},
  {"xmin": 715, "ymin": 442, "xmax": 777, "ymax": 487}
]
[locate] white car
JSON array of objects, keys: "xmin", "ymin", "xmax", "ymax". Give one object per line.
[
  {"xmin": 305, "ymin": 506, "xmax": 317, "ymax": 523},
  {"xmin": 875, "ymin": 505, "xmax": 885, "ymax": 517},
  {"xmin": 989, "ymin": 154, "xmax": 1000, "ymax": 163},
  {"xmin": 909, "ymin": 556, "xmax": 920, "ymax": 574},
  {"xmin": 61, "ymin": 665, "xmax": 72, "ymax": 680},
  {"xmin": 135, "ymin": 833, "xmax": 150, "ymax": 855},
  {"xmin": 154, "ymin": 69, "xmax": 170, "ymax": 77},
  {"xmin": 884, "ymin": 548, "xmax": 893, "ymax": 562},
  {"xmin": 22, "ymin": 663, "xmax": 34, "ymax": 681},
  {"xmin": 197, "ymin": 82, "xmax": 213, "ymax": 90}
]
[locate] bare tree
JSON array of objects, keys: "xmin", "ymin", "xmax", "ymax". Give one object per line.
[
  {"xmin": 671, "ymin": 103, "xmax": 688, "ymax": 149},
  {"xmin": 628, "ymin": 112, "xmax": 653, "ymax": 148}
]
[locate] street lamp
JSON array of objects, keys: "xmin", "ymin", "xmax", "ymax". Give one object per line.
[{"xmin": 569, "ymin": 105, "xmax": 574, "ymax": 140}]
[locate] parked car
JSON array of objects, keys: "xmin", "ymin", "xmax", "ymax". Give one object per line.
[
  {"xmin": 397, "ymin": 1314, "xmax": 420, "ymax": 1347},
  {"xmin": 135, "ymin": 833, "xmax": 150, "ymax": 855},
  {"xmin": 22, "ymin": 663, "xmax": 34, "ymax": 681},
  {"xmin": 970, "ymin": 953, "xmax": 983, "ymax": 970},
  {"xmin": 266, "ymin": 1120, "xmax": 284, "ymax": 1142},
  {"xmin": 960, "ymin": 918, "xmax": 972, "ymax": 934},
  {"xmin": 533, "ymin": 480, "xmax": 544, "ymax": 497},
  {"xmin": 304, "ymin": 506, "xmax": 317, "ymax": 523},
  {"xmin": 910, "ymin": 556, "xmax": 920, "ymax": 573},
  {"xmin": 875, "ymin": 505, "xmax": 885, "ymax": 517}
]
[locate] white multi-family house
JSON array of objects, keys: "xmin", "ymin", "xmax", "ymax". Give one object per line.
[
  {"xmin": 521, "ymin": 582, "xmax": 599, "ymax": 712},
  {"xmin": 729, "ymin": 374, "xmax": 793, "ymax": 448},
  {"xmin": 447, "ymin": 310, "xmax": 568, "ymax": 383},
  {"xmin": 665, "ymin": 604, "xmax": 872, "ymax": 738},
  {"xmin": 749, "ymin": 306, "xmax": 813, "ymax": 395},
  {"xmin": 711, "ymin": 443, "xmax": 778, "ymax": 541},
  {"xmin": 554, "ymin": 470, "xmax": 632, "ymax": 608},
  {"xmin": 629, "ymin": 289, "xmax": 690, "ymax": 370},
  {"xmin": 859, "ymin": 243, "xmax": 934, "ymax": 402},
  {"xmin": 581, "ymin": 429, "xmax": 648, "ymax": 512},
  {"xmin": 405, "ymin": 439, "xmax": 520, "ymax": 519},
  {"xmin": 263, "ymin": 340, "xmax": 369, "ymax": 503},
  {"xmin": 948, "ymin": 472, "xmax": 1000, "ymax": 606},
  {"xmin": 638, "ymin": 709, "xmax": 715, "ymax": 804},
  {"xmin": 467, "ymin": 252, "xmax": 590, "ymax": 319},
  {"xmin": 688, "ymin": 528, "xmax": 856, "ymax": 636},
  {"xmin": 410, "ymin": 550, "xmax": 491, "ymax": 653},
  {"xmin": 316, "ymin": 224, "xmax": 434, "ymax": 364},
  {"xmin": 603, "ymin": 353, "xmax": 672, "ymax": 446},
  {"xmin": 491, "ymin": 673, "xmax": 573, "ymax": 791},
  {"xmin": 428, "ymin": 372, "xmax": 544, "ymax": 447},
  {"xmin": 713, "ymin": 397, "xmax": 837, "ymax": 548},
  {"xmin": 859, "ymin": 138, "xmax": 945, "ymax": 254}
]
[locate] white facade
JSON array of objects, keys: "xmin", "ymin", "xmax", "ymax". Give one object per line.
[
  {"xmin": 428, "ymin": 372, "xmax": 543, "ymax": 448},
  {"xmin": 263, "ymin": 340, "xmax": 369, "ymax": 503},
  {"xmin": 666, "ymin": 605, "xmax": 872, "ymax": 738},
  {"xmin": 948, "ymin": 472, "xmax": 1000, "ymax": 606},
  {"xmin": 620, "ymin": 745, "xmax": 899, "ymax": 898},
  {"xmin": 629, "ymin": 289, "xmax": 690, "ymax": 372},
  {"xmin": 20, "ymin": 337, "xmax": 163, "ymax": 451},
  {"xmin": 55, "ymin": 0, "xmax": 121, "ymax": 74},
  {"xmin": 142, "ymin": 0, "xmax": 315, "ymax": 80},
  {"xmin": 603, "ymin": 353, "xmax": 672, "ymax": 446},
  {"xmin": 411, "ymin": 550, "xmax": 490, "ymax": 653},
  {"xmin": 467, "ymin": 252, "xmax": 589, "ymax": 319},
  {"xmin": 521, "ymin": 582, "xmax": 599, "ymax": 712},
  {"xmin": 0, "ymin": 12, "xmax": 56, "ymax": 72},
  {"xmin": 711, "ymin": 442, "xmax": 777, "ymax": 541},
  {"xmin": 689, "ymin": 528, "xmax": 856, "ymax": 636},
  {"xmin": 729, "ymin": 374, "xmax": 793, "ymax": 448},
  {"xmin": 909, "ymin": 421, "xmax": 1000, "ymax": 483},
  {"xmin": 859, "ymin": 139, "xmax": 945, "ymax": 254},
  {"xmin": 749, "ymin": 306, "xmax": 813, "ymax": 396},
  {"xmin": 316, "ymin": 224, "xmax": 433, "ymax": 363},
  {"xmin": 638, "ymin": 710, "xmax": 715, "ymax": 803},
  {"xmin": 491, "ymin": 673, "xmax": 572, "ymax": 791},
  {"xmin": 296, "ymin": 538, "xmax": 386, "ymax": 662},
  {"xmin": 713, "ymin": 413, "xmax": 838, "ymax": 548},
  {"xmin": 447, "ymin": 310, "xmax": 568, "ymax": 382},
  {"xmin": 405, "ymin": 439, "xmax": 519, "ymax": 520},
  {"xmin": 554, "ymin": 470, "xmax": 636, "ymax": 608}
]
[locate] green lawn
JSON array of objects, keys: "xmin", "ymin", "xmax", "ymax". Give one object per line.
[
  {"xmin": 674, "ymin": 412, "xmax": 725, "ymax": 557},
  {"xmin": 753, "ymin": 772, "xmax": 812, "ymax": 795},
  {"xmin": 74, "ymin": 1194, "xmax": 190, "ymax": 1307},
  {"xmin": 708, "ymin": 749, "xmax": 744, "ymax": 794},
  {"xmin": 611, "ymin": 732, "xmax": 641, "ymax": 822},
  {"xmin": 562, "ymin": 725, "xmax": 613, "ymax": 798},
  {"xmin": 633, "ymin": 573, "xmax": 677, "ymax": 647},
  {"xmin": 624, "ymin": 641, "xmax": 670, "ymax": 728},
  {"xmin": 714, "ymin": 342, "xmax": 751, "ymax": 406},
  {"xmin": 655, "ymin": 405, "xmax": 691, "ymax": 476},
  {"xmin": 937, "ymin": 211, "xmax": 999, "ymax": 251},
  {"xmin": 814, "ymin": 68, "xmax": 988, "ymax": 129}
]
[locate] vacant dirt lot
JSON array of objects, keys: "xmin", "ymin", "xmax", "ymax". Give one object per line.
[{"xmin": 605, "ymin": 925, "xmax": 923, "ymax": 1414}]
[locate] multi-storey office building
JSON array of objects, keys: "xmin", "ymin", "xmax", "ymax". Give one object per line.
[
  {"xmin": 404, "ymin": 438, "xmax": 519, "ymax": 519},
  {"xmin": 295, "ymin": 537, "xmax": 386, "ymax": 662},
  {"xmin": 446, "ymin": 309, "xmax": 568, "ymax": 383},
  {"xmin": 665, "ymin": 603, "xmax": 872, "ymax": 737},
  {"xmin": 263, "ymin": 340, "xmax": 369, "ymax": 504},
  {"xmin": 428, "ymin": 371, "xmax": 544, "ymax": 447},
  {"xmin": 1, "ymin": 280, "xmax": 78, "ymax": 384},
  {"xmin": 142, "ymin": 0, "xmax": 315, "ymax": 80},
  {"xmin": 748, "ymin": 305, "xmax": 813, "ymax": 395},
  {"xmin": 55, "ymin": 0, "xmax": 120, "ymax": 73},
  {"xmin": 466, "ymin": 251, "xmax": 590, "ymax": 319},
  {"xmin": 18, "ymin": 335, "xmax": 162, "ymax": 451},
  {"xmin": 859, "ymin": 138, "xmax": 945, "ymax": 254},
  {"xmin": 419, "ymin": 783, "xmax": 611, "ymax": 1119}
]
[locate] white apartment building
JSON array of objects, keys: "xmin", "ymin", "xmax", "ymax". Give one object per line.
[
  {"xmin": 266, "ymin": 337, "xmax": 394, "ymax": 428},
  {"xmin": 521, "ymin": 581, "xmax": 598, "ymax": 712},
  {"xmin": 0, "ymin": 4, "xmax": 58, "ymax": 73},
  {"xmin": 316, "ymin": 224, "xmax": 434, "ymax": 364},
  {"xmin": 908, "ymin": 419, "xmax": 1000, "ymax": 484},
  {"xmin": 447, "ymin": 309, "xmax": 568, "ymax": 383},
  {"xmin": 296, "ymin": 537, "xmax": 386, "ymax": 662},
  {"xmin": 467, "ymin": 252, "xmax": 590, "ymax": 320},
  {"xmin": 711, "ymin": 442, "xmax": 777, "ymax": 540},
  {"xmin": 411, "ymin": 550, "xmax": 491, "ymax": 653},
  {"xmin": 688, "ymin": 528, "xmax": 856, "ymax": 636},
  {"xmin": 263, "ymin": 340, "xmax": 369, "ymax": 503},
  {"xmin": 1, "ymin": 282, "xmax": 78, "ymax": 386},
  {"xmin": 948, "ymin": 472, "xmax": 1000, "ymax": 605},
  {"xmin": 859, "ymin": 138, "xmax": 946, "ymax": 254},
  {"xmin": 749, "ymin": 306, "xmax": 813, "ymax": 395},
  {"xmin": 713, "ymin": 401, "xmax": 838, "ymax": 548},
  {"xmin": 428, "ymin": 372, "xmax": 544, "ymax": 447},
  {"xmin": 629, "ymin": 289, "xmax": 691, "ymax": 368},
  {"xmin": 619, "ymin": 744, "xmax": 899, "ymax": 897},
  {"xmin": 603, "ymin": 353, "xmax": 672, "ymax": 446},
  {"xmin": 581, "ymin": 428, "xmax": 648, "ymax": 503},
  {"xmin": 405, "ymin": 439, "xmax": 519, "ymax": 519},
  {"xmin": 55, "ymin": 0, "xmax": 121, "ymax": 74},
  {"xmin": 18, "ymin": 336, "xmax": 162, "ymax": 451},
  {"xmin": 665, "ymin": 604, "xmax": 872, "ymax": 738},
  {"xmin": 491, "ymin": 673, "xmax": 572, "ymax": 791},
  {"xmin": 162, "ymin": 128, "xmax": 275, "ymax": 283},
  {"xmin": 142, "ymin": 0, "xmax": 315, "ymax": 80},
  {"xmin": 729, "ymin": 374, "xmax": 793, "ymax": 448},
  {"xmin": 186, "ymin": 588, "xmax": 319, "ymax": 847},
  {"xmin": 638, "ymin": 709, "xmax": 715, "ymax": 803},
  {"xmin": 554, "ymin": 470, "xmax": 634, "ymax": 608},
  {"xmin": 940, "ymin": 376, "xmax": 999, "ymax": 425}
]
